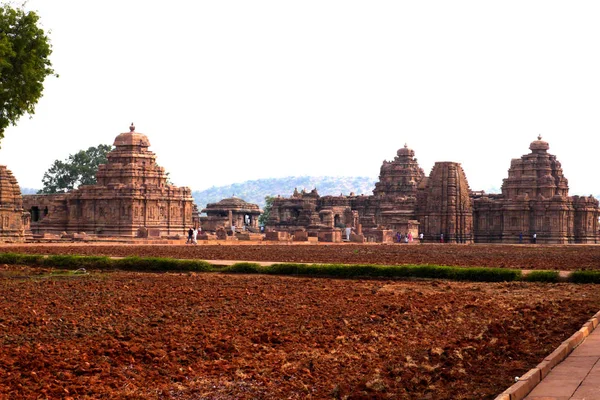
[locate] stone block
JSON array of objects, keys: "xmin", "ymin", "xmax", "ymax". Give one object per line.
[
  {"xmin": 293, "ymin": 230, "xmax": 309, "ymax": 241},
  {"xmin": 148, "ymin": 229, "xmax": 161, "ymax": 238},
  {"xmin": 501, "ymin": 367, "xmax": 540, "ymax": 399},
  {"xmin": 216, "ymin": 228, "xmax": 228, "ymax": 240},
  {"xmin": 137, "ymin": 227, "xmax": 148, "ymax": 238},
  {"xmin": 265, "ymin": 231, "xmax": 290, "ymax": 241},
  {"xmin": 565, "ymin": 331, "xmax": 585, "ymax": 351},
  {"xmin": 544, "ymin": 344, "xmax": 570, "ymax": 369},
  {"xmin": 236, "ymin": 233, "xmax": 262, "ymax": 241},
  {"xmin": 536, "ymin": 359, "xmax": 553, "ymax": 379},
  {"xmin": 350, "ymin": 233, "xmax": 365, "ymax": 243},
  {"xmin": 579, "ymin": 321, "xmax": 594, "ymax": 338},
  {"xmin": 318, "ymin": 230, "xmax": 342, "ymax": 243}
]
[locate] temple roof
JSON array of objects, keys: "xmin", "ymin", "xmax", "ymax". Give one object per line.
[
  {"xmin": 529, "ymin": 134, "xmax": 549, "ymax": 152},
  {"xmin": 202, "ymin": 197, "xmax": 262, "ymax": 214},
  {"xmin": 217, "ymin": 197, "xmax": 251, "ymax": 207},
  {"xmin": 113, "ymin": 123, "xmax": 151, "ymax": 147},
  {"xmin": 0, "ymin": 165, "xmax": 23, "ymax": 209},
  {"xmin": 397, "ymin": 143, "xmax": 415, "ymax": 158}
]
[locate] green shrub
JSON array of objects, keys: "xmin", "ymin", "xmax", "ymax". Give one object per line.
[
  {"xmin": 43, "ymin": 255, "xmax": 112, "ymax": 269},
  {"xmin": 0, "ymin": 252, "xmax": 44, "ymax": 265},
  {"xmin": 569, "ymin": 270, "xmax": 600, "ymax": 284},
  {"xmin": 224, "ymin": 262, "xmax": 262, "ymax": 273},
  {"xmin": 113, "ymin": 256, "xmax": 211, "ymax": 272},
  {"xmin": 260, "ymin": 263, "xmax": 521, "ymax": 282},
  {"xmin": 523, "ymin": 270, "xmax": 560, "ymax": 283},
  {"xmin": 451, "ymin": 266, "xmax": 522, "ymax": 282}
]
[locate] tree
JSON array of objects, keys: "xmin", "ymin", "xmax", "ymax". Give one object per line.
[
  {"xmin": 0, "ymin": 4, "xmax": 56, "ymax": 142},
  {"xmin": 258, "ymin": 196, "xmax": 275, "ymax": 226},
  {"xmin": 39, "ymin": 144, "xmax": 112, "ymax": 193}
]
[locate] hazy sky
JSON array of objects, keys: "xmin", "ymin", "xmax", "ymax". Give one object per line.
[{"xmin": 2, "ymin": 1, "xmax": 599, "ymax": 195}]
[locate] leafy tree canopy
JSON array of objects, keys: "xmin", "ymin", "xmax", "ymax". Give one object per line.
[
  {"xmin": 0, "ymin": 4, "xmax": 56, "ymax": 142},
  {"xmin": 39, "ymin": 144, "xmax": 112, "ymax": 194},
  {"xmin": 258, "ymin": 196, "xmax": 274, "ymax": 226}
]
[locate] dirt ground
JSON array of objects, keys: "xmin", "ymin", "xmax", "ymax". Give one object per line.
[
  {"xmin": 1, "ymin": 264, "xmax": 600, "ymax": 399},
  {"xmin": 3, "ymin": 242, "xmax": 600, "ymax": 270}
]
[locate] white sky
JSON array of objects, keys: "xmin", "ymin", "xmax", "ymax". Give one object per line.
[{"xmin": 2, "ymin": 1, "xmax": 599, "ymax": 194}]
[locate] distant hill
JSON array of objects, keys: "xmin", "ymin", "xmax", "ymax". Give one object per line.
[
  {"xmin": 192, "ymin": 176, "xmax": 377, "ymax": 211},
  {"xmin": 20, "ymin": 187, "xmax": 39, "ymax": 195}
]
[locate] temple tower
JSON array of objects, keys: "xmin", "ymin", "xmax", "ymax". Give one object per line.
[
  {"xmin": 501, "ymin": 135, "xmax": 569, "ymax": 200},
  {"xmin": 0, "ymin": 165, "xmax": 30, "ymax": 241},
  {"xmin": 24, "ymin": 124, "xmax": 194, "ymax": 238},
  {"xmin": 418, "ymin": 162, "xmax": 473, "ymax": 243},
  {"xmin": 472, "ymin": 136, "xmax": 599, "ymax": 243},
  {"xmin": 373, "ymin": 144, "xmax": 425, "ymax": 198}
]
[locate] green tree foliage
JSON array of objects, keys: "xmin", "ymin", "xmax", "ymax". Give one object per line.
[
  {"xmin": 258, "ymin": 196, "xmax": 274, "ymax": 226},
  {"xmin": 39, "ymin": 144, "xmax": 112, "ymax": 193},
  {"xmin": 0, "ymin": 4, "xmax": 56, "ymax": 141}
]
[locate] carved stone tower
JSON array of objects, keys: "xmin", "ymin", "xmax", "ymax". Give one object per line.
[
  {"xmin": 418, "ymin": 162, "xmax": 473, "ymax": 243},
  {"xmin": 0, "ymin": 165, "xmax": 30, "ymax": 241}
]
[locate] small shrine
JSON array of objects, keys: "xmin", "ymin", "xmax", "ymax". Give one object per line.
[{"xmin": 200, "ymin": 197, "xmax": 262, "ymax": 233}]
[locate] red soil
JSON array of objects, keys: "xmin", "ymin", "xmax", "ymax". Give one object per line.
[{"xmin": 1, "ymin": 264, "xmax": 599, "ymax": 399}]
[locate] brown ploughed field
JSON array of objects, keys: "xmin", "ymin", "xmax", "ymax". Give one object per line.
[{"xmin": 1, "ymin": 243, "xmax": 600, "ymax": 399}]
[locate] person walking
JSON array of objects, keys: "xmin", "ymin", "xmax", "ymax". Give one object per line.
[
  {"xmin": 192, "ymin": 227, "xmax": 198, "ymax": 245},
  {"xmin": 186, "ymin": 227, "xmax": 193, "ymax": 244},
  {"xmin": 440, "ymin": 233, "xmax": 444, "ymax": 243},
  {"xmin": 532, "ymin": 232, "xmax": 537, "ymax": 244},
  {"xmin": 419, "ymin": 232, "xmax": 424, "ymax": 243}
]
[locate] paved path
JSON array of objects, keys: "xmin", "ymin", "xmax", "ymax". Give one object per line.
[{"xmin": 525, "ymin": 327, "xmax": 600, "ymax": 399}]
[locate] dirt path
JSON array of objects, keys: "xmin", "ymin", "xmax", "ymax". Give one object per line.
[{"xmin": 3, "ymin": 243, "xmax": 600, "ymax": 270}]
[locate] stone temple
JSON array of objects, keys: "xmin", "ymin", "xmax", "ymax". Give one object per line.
[
  {"xmin": 200, "ymin": 197, "xmax": 262, "ymax": 233},
  {"xmin": 23, "ymin": 124, "xmax": 194, "ymax": 238},
  {"xmin": 0, "ymin": 165, "xmax": 30, "ymax": 242},
  {"xmin": 266, "ymin": 137, "xmax": 599, "ymax": 244}
]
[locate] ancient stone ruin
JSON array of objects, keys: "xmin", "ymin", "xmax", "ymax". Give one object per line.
[
  {"xmin": 199, "ymin": 197, "xmax": 262, "ymax": 233},
  {"xmin": 472, "ymin": 136, "xmax": 599, "ymax": 243},
  {"xmin": 0, "ymin": 165, "xmax": 30, "ymax": 242},
  {"xmin": 23, "ymin": 124, "xmax": 194, "ymax": 238},
  {"xmin": 267, "ymin": 137, "xmax": 599, "ymax": 244}
]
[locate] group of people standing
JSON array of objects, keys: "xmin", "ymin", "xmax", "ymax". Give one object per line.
[
  {"xmin": 186, "ymin": 227, "xmax": 200, "ymax": 245},
  {"xmin": 518, "ymin": 232, "xmax": 537, "ymax": 244},
  {"xmin": 396, "ymin": 231, "xmax": 424, "ymax": 243}
]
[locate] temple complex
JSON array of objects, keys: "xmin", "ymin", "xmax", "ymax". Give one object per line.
[
  {"xmin": 23, "ymin": 124, "xmax": 194, "ymax": 238},
  {"xmin": 266, "ymin": 137, "xmax": 599, "ymax": 244},
  {"xmin": 0, "ymin": 165, "xmax": 31, "ymax": 242}
]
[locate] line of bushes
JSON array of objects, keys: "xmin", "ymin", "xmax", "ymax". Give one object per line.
[
  {"xmin": 0, "ymin": 253, "xmax": 212, "ymax": 272},
  {"xmin": 224, "ymin": 263, "xmax": 522, "ymax": 282},
  {"xmin": 1, "ymin": 252, "xmax": 599, "ymax": 283}
]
